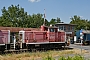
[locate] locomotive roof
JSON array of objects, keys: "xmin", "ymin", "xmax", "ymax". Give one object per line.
[{"xmin": 43, "ymin": 26, "xmax": 58, "ymax": 29}]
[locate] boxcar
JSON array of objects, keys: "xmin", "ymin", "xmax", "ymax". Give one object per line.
[{"xmin": 0, "ymin": 30, "xmax": 10, "ymax": 51}]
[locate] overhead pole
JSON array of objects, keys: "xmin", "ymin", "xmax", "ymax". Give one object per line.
[{"xmin": 43, "ymin": 9, "xmax": 46, "ymax": 26}]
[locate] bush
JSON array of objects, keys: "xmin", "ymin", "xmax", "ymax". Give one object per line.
[
  {"xmin": 58, "ymin": 56, "xmax": 66, "ymax": 60},
  {"xmin": 43, "ymin": 55, "xmax": 84, "ymax": 60},
  {"xmin": 72, "ymin": 55, "xmax": 84, "ymax": 60}
]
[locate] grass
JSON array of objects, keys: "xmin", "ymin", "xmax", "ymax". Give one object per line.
[
  {"xmin": 0, "ymin": 48, "xmax": 89, "ymax": 60},
  {"xmin": 43, "ymin": 55, "xmax": 84, "ymax": 60}
]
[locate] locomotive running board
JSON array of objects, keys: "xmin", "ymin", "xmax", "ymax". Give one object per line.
[
  {"xmin": 26, "ymin": 42, "xmax": 65, "ymax": 44},
  {"xmin": 49, "ymin": 42, "xmax": 65, "ymax": 43},
  {"xmin": 0, "ymin": 44, "xmax": 5, "ymax": 46},
  {"xmin": 26, "ymin": 42, "xmax": 49, "ymax": 44}
]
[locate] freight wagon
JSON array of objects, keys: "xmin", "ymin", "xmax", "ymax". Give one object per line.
[
  {"xmin": 0, "ymin": 30, "xmax": 10, "ymax": 51},
  {"xmin": 0, "ymin": 25, "xmax": 67, "ymax": 51},
  {"xmin": 76, "ymin": 29, "xmax": 90, "ymax": 45}
]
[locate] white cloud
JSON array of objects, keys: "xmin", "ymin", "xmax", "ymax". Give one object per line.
[{"xmin": 28, "ymin": 0, "xmax": 41, "ymax": 2}]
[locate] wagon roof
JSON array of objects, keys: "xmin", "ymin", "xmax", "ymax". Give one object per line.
[
  {"xmin": 0, "ymin": 27, "xmax": 40, "ymax": 32},
  {"xmin": 82, "ymin": 30, "xmax": 90, "ymax": 34}
]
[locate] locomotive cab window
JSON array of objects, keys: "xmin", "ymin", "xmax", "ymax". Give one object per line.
[{"xmin": 49, "ymin": 28, "xmax": 55, "ymax": 32}]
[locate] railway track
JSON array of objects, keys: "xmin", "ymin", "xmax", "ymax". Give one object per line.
[{"xmin": 0, "ymin": 46, "xmax": 72, "ymax": 54}]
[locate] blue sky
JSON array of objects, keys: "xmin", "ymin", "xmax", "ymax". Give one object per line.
[{"xmin": 0, "ymin": 0, "xmax": 90, "ymax": 23}]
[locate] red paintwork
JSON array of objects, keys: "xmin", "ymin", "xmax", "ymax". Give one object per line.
[
  {"xmin": 47, "ymin": 32, "xmax": 56, "ymax": 42},
  {"xmin": 58, "ymin": 32, "xmax": 65, "ymax": 42},
  {"xmin": 0, "ymin": 30, "xmax": 9, "ymax": 44},
  {"xmin": 24, "ymin": 31, "xmax": 48, "ymax": 43},
  {"xmin": 23, "ymin": 30, "xmax": 65, "ymax": 43}
]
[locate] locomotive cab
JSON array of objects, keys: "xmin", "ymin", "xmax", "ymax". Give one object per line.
[
  {"xmin": 41, "ymin": 25, "xmax": 59, "ymax": 42},
  {"xmin": 48, "ymin": 27, "xmax": 58, "ymax": 32},
  {"xmin": 48, "ymin": 26, "xmax": 58, "ymax": 42},
  {"xmin": 41, "ymin": 25, "xmax": 58, "ymax": 32}
]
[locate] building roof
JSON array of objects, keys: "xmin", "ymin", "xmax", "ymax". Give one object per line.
[{"xmin": 55, "ymin": 23, "xmax": 77, "ymax": 26}]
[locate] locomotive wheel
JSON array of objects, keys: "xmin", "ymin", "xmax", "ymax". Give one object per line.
[{"xmin": 31, "ymin": 49, "xmax": 37, "ymax": 52}]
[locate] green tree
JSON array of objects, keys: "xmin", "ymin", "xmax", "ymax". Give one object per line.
[
  {"xmin": 0, "ymin": 5, "xmax": 47, "ymax": 28},
  {"xmin": 49, "ymin": 17, "xmax": 61, "ymax": 25},
  {"xmin": 0, "ymin": 6, "xmax": 13, "ymax": 27},
  {"xmin": 56, "ymin": 17, "xmax": 61, "ymax": 23},
  {"xmin": 30, "ymin": 13, "xmax": 44, "ymax": 28},
  {"xmin": 70, "ymin": 15, "xmax": 89, "ymax": 30},
  {"xmin": 0, "ymin": 4, "xmax": 29, "ymax": 27},
  {"xmin": 49, "ymin": 18, "xmax": 56, "ymax": 25}
]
